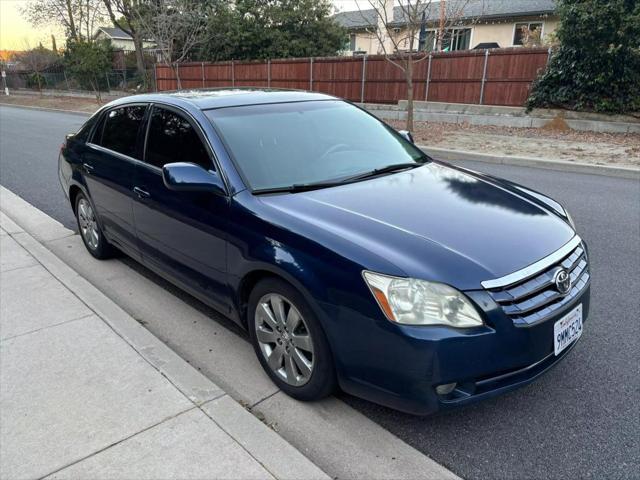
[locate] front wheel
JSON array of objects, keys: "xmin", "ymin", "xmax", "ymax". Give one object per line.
[
  {"xmin": 75, "ymin": 193, "xmax": 114, "ymax": 260},
  {"xmin": 248, "ymin": 278, "xmax": 336, "ymax": 401}
]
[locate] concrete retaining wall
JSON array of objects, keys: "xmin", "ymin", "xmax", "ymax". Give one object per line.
[{"xmin": 362, "ymin": 101, "xmax": 640, "ymax": 134}]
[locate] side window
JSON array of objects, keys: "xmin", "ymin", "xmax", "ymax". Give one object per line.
[
  {"xmin": 90, "ymin": 113, "xmax": 106, "ymax": 144},
  {"xmin": 145, "ymin": 107, "xmax": 212, "ymax": 170},
  {"xmin": 99, "ymin": 105, "xmax": 147, "ymax": 158},
  {"xmin": 75, "ymin": 113, "xmax": 99, "ymax": 143}
]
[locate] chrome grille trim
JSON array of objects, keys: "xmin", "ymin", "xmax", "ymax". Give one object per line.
[
  {"xmin": 481, "ymin": 236, "xmax": 583, "ymax": 290},
  {"xmin": 483, "ymin": 236, "xmax": 589, "ymax": 327}
]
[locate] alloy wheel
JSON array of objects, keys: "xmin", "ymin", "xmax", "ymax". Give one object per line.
[
  {"xmin": 254, "ymin": 293, "xmax": 315, "ymax": 387},
  {"xmin": 77, "ymin": 198, "xmax": 99, "ymax": 251}
]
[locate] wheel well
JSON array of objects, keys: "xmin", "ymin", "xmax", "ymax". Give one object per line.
[
  {"xmin": 237, "ymin": 270, "xmax": 282, "ymax": 327},
  {"xmin": 69, "ymin": 185, "xmax": 82, "ymax": 214}
]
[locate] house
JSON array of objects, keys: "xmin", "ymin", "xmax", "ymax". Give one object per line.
[
  {"xmin": 93, "ymin": 27, "xmax": 156, "ymax": 51},
  {"xmin": 334, "ymin": 0, "xmax": 558, "ymax": 55}
]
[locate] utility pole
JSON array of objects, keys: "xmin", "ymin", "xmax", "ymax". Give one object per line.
[{"xmin": 1, "ymin": 69, "xmax": 8, "ymax": 96}]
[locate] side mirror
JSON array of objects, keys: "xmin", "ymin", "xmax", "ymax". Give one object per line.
[
  {"xmin": 162, "ymin": 162, "xmax": 225, "ymax": 195},
  {"xmin": 398, "ymin": 130, "xmax": 414, "ymax": 144}
]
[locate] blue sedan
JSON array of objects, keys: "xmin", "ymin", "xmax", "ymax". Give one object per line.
[{"xmin": 59, "ymin": 89, "xmax": 590, "ymax": 415}]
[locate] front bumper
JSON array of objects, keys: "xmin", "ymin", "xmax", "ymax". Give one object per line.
[{"xmin": 326, "ymin": 284, "xmax": 590, "ymax": 416}]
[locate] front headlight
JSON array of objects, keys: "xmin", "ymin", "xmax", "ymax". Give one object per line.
[{"xmin": 362, "ymin": 271, "xmax": 483, "ymax": 328}]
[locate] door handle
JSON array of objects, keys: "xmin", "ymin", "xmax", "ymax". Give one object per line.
[
  {"xmin": 82, "ymin": 163, "xmax": 94, "ymax": 173},
  {"xmin": 133, "ymin": 187, "xmax": 150, "ymax": 199}
]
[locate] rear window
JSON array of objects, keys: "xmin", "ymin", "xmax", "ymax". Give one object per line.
[
  {"xmin": 98, "ymin": 105, "xmax": 147, "ymax": 158},
  {"xmin": 75, "ymin": 113, "xmax": 99, "ymax": 143}
]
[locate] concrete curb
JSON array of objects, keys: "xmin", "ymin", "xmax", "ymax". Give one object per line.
[
  {"xmin": 0, "ymin": 186, "xmax": 330, "ymax": 480},
  {"xmin": 0, "ymin": 185, "xmax": 461, "ymax": 480},
  {"xmin": 0, "ymin": 102, "xmax": 93, "ymax": 117},
  {"xmin": 421, "ymin": 145, "xmax": 640, "ymax": 180}
]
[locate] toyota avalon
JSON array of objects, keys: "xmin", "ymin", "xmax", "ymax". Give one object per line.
[{"xmin": 58, "ymin": 89, "xmax": 589, "ymax": 414}]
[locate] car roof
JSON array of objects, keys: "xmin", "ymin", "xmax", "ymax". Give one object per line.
[{"xmin": 106, "ymin": 88, "xmax": 338, "ymax": 111}]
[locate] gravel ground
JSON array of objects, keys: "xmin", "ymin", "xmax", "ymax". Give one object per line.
[
  {"xmin": 0, "ymin": 93, "xmax": 109, "ymax": 113},
  {"xmin": 388, "ymin": 119, "xmax": 640, "ymax": 168}
]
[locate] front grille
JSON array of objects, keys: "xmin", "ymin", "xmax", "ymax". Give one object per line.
[{"xmin": 486, "ymin": 243, "xmax": 590, "ymax": 326}]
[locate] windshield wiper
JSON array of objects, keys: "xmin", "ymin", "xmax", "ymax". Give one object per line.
[
  {"xmin": 344, "ymin": 162, "xmax": 423, "ymax": 182},
  {"xmin": 252, "ymin": 162, "xmax": 426, "ymax": 195},
  {"xmin": 252, "ymin": 180, "xmax": 347, "ymax": 195}
]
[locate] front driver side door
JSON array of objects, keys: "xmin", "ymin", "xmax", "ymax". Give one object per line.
[{"xmin": 132, "ymin": 105, "xmax": 231, "ymax": 314}]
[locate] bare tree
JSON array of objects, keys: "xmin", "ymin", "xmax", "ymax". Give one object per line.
[
  {"xmin": 102, "ymin": 0, "xmax": 148, "ymax": 82},
  {"xmin": 355, "ymin": 0, "xmax": 479, "ymax": 131},
  {"xmin": 134, "ymin": 0, "xmax": 209, "ymax": 90},
  {"xmin": 21, "ymin": 0, "xmax": 105, "ymax": 43},
  {"xmin": 14, "ymin": 42, "xmax": 60, "ymax": 95},
  {"xmin": 354, "ymin": 0, "xmax": 428, "ymax": 131}
]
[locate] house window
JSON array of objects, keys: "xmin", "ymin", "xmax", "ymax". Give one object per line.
[
  {"xmin": 419, "ymin": 30, "xmax": 436, "ymax": 51},
  {"xmin": 442, "ymin": 28, "xmax": 471, "ymax": 51},
  {"xmin": 513, "ymin": 22, "xmax": 543, "ymax": 45},
  {"xmin": 349, "ymin": 34, "xmax": 357, "ymax": 51}
]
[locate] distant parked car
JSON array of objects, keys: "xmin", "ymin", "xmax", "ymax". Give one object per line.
[{"xmin": 59, "ymin": 89, "xmax": 589, "ymax": 415}]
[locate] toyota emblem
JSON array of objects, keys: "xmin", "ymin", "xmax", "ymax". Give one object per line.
[{"xmin": 553, "ymin": 268, "xmax": 572, "ymax": 295}]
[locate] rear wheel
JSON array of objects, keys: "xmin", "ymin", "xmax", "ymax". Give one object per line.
[
  {"xmin": 248, "ymin": 278, "xmax": 336, "ymax": 400},
  {"xmin": 75, "ymin": 193, "xmax": 114, "ymax": 260}
]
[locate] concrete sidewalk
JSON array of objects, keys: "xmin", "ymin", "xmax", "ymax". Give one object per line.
[{"xmin": 0, "ymin": 213, "xmax": 328, "ymax": 479}]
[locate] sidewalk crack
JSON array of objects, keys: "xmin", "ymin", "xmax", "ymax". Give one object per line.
[
  {"xmin": 36, "ymin": 405, "xmax": 199, "ymax": 480},
  {"xmin": 0, "ymin": 313, "xmax": 94, "ymax": 343}
]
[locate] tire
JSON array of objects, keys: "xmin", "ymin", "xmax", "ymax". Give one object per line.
[
  {"xmin": 75, "ymin": 192, "xmax": 114, "ymax": 260},
  {"xmin": 248, "ymin": 277, "xmax": 336, "ymax": 401}
]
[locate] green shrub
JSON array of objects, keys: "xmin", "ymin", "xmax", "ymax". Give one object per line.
[
  {"xmin": 26, "ymin": 72, "xmax": 47, "ymax": 89},
  {"xmin": 64, "ymin": 40, "xmax": 112, "ymax": 98},
  {"xmin": 527, "ymin": 0, "xmax": 640, "ymax": 114}
]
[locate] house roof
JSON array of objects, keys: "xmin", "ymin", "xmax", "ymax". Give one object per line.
[
  {"xmin": 334, "ymin": 0, "xmax": 557, "ymax": 30},
  {"xmin": 95, "ymin": 27, "xmax": 133, "ymax": 40}
]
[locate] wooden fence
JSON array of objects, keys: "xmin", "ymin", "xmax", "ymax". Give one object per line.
[{"xmin": 154, "ymin": 47, "xmax": 550, "ymax": 107}]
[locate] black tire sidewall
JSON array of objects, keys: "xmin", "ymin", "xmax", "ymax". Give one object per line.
[{"xmin": 248, "ymin": 277, "xmax": 336, "ymax": 401}]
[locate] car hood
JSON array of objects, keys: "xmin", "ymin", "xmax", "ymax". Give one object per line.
[{"xmin": 257, "ymin": 162, "xmax": 575, "ymax": 290}]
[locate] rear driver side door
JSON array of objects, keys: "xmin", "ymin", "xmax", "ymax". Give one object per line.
[{"xmin": 132, "ymin": 105, "xmax": 231, "ymax": 313}]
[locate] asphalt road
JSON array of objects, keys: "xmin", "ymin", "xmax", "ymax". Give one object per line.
[{"xmin": 2, "ymin": 105, "xmax": 639, "ymax": 479}]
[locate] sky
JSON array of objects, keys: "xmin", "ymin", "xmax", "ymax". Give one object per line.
[
  {"xmin": 0, "ymin": 0, "xmax": 364, "ymax": 52},
  {"xmin": 0, "ymin": 0, "xmax": 63, "ymax": 51}
]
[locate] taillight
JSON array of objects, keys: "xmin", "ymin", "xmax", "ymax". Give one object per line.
[{"xmin": 61, "ymin": 133, "xmax": 73, "ymax": 152}]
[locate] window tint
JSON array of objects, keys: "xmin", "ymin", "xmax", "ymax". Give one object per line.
[
  {"xmin": 145, "ymin": 107, "xmax": 211, "ymax": 170},
  {"xmin": 99, "ymin": 105, "xmax": 146, "ymax": 158}
]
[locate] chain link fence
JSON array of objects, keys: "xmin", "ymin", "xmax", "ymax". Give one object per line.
[{"xmin": 2, "ymin": 65, "xmax": 156, "ymax": 96}]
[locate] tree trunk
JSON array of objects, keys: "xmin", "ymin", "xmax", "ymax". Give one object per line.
[
  {"xmin": 132, "ymin": 33, "xmax": 147, "ymax": 88},
  {"xmin": 36, "ymin": 71, "xmax": 42, "ymax": 97},
  {"xmin": 437, "ymin": 0, "xmax": 446, "ymax": 51},
  {"xmin": 172, "ymin": 63, "xmax": 182, "ymax": 90},
  {"xmin": 405, "ymin": 59, "xmax": 414, "ymax": 132},
  {"xmin": 65, "ymin": 0, "xmax": 78, "ymax": 42}
]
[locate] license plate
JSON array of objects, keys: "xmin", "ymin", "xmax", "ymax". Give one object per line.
[{"xmin": 554, "ymin": 304, "xmax": 583, "ymax": 355}]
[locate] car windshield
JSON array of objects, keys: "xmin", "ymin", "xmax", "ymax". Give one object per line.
[{"xmin": 205, "ymin": 100, "xmax": 427, "ymax": 191}]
